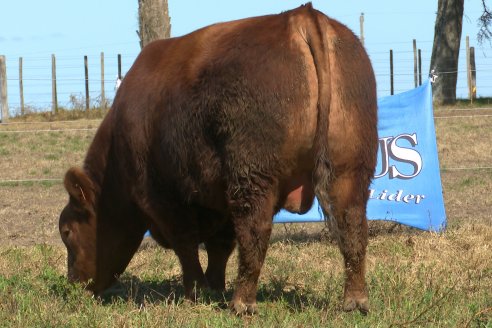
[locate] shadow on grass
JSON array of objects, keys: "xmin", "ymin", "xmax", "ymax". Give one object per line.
[
  {"xmin": 270, "ymin": 220, "xmax": 423, "ymax": 246},
  {"xmin": 97, "ymin": 275, "xmax": 188, "ymax": 306},
  {"xmin": 255, "ymin": 278, "xmax": 333, "ymax": 312},
  {"xmin": 89, "ymin": 274, "xmax": 332, "ymax": 312}
]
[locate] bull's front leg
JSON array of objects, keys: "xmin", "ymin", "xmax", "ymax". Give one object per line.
[{"xmin": 228, "ymin": 190, "xmax": 275, "ymax": 315}]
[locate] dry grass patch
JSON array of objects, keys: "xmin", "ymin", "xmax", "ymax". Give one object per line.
[
  {"xmin": 441, "ymin": 170, "xmax": 492, "ymax": 227},
  {"xmin": 0, "ymin": 121, "xmax": 98, "ymax": 182},
  {"xmin": 434, "ymin": 112, "xmax": 492, "ymax": 169}
]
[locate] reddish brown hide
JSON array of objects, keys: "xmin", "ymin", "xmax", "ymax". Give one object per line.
[{"xmin": 59, "ymin": 3, "xmax": 377, "ymax": 315}]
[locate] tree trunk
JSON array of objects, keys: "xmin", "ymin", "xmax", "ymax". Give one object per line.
[
  {"xmin": 137, "ymin": 0, "xmax": 171, "ymax": 49},
  {"xmin": 430, "ymin": 0, "xmax": 464, "ymax": 105}
]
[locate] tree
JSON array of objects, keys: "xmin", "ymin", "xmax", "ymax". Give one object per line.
[
  {"xmin": 137, "ymin": 0, "xmax": 171, "ymax": 49},
  {"xmin": 430, "ymin": 0, "xmax": 464, "ymax": 105}
]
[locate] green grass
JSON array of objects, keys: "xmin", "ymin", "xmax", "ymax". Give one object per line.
[
  {"xmin": 0, "ymin": 147, "xmax": 10, "ymax": 156},
  {"xmin": 0, "ymin": 229, "xmax": 491, "ymax": 327},
  {"xmin": 8, "ymin": 108, "xmax": 108, "ymax": 123},
  {"xmin": 0, "ymin": 180, "xmax": 60, "ymax": 188},
  {"xmin": 459, "ymin": 176, "xmax": 485, "ymax": 188},
  {"xmin": 0, "ymin": 181, "xmax": 35, "ymax": 188}
]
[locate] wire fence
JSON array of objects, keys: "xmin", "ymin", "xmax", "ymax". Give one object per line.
[
  {"xmin": 0, "ymin": 113, "xmax": 490, "ymax": 185},
  {"xmin": 0, "ymin": 128, "xmax": 97, "ymax": 134},
  {"xmin": 1, "ymin": 37, "xmax": 492, "ymax": 120}
]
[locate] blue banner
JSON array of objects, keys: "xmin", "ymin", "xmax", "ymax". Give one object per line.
[{"xmin": 274, "ymin": 80, "xmax": 447, "ymax": 232}]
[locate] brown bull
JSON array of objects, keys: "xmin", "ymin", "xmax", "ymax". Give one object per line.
[{"xmin": 59, "ymin": 3, "xmax": 377, "ymax": 315}]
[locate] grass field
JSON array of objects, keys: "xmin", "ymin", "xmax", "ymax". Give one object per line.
[{"xmin": 0, "ymin": 107, "xmax": 491, "ymax": 327}]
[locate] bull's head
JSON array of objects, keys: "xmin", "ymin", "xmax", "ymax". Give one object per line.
[
  {"xmin": 59, "ymin": 167, "xmax": 101, "ymax": 292},
  {"xmin": 59, "ymin": 167, "xmax": 148, "ymax": 294}
]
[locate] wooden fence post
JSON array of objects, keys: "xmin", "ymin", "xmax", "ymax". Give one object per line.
[
  {"xmin": 390, "ymin": 49, "xmax": 394, "ymax": 95},
  {"xmin": 84, "ymin": 55, "xmax": 89, "ymax": 111},
  {"xmin": 19, "ymin": 57, "xmax": 24, "ymax": 115},
  {"xmin": 470, "ymin": 46, "xmax": 476, "ymax": 103},
  {"xmin": 117, "ymin": 54, "xmax": 122, "ymax": 80},
  {"xmin": 413, "ymin": 39, "xmax": 417, "ymax": 88},
  {"xmin": 466, "ymin": 36, "xmax": 472, "ymax": 100},
  {"xmin": 359, "ymin": 13, "xmax": 365, "ymax": 47},
  {"xmin": 51, "ymin": 54, "xmax": 58, "ymax": 114},
  {"xmin": 418, "ymin": 49, "xmax": 422, "ymax": 86},
  {"xmin": 1, "ymin": 55, "xmax": 9, "ymax": 123},
  {"xmin": 100, "ymin": 52, "xmax": 106, "ymax": 109}
]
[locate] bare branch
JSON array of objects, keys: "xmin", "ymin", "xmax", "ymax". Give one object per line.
[{"xmin": 477, "ymin": 0, "xmax": 492, "ymax": 44}]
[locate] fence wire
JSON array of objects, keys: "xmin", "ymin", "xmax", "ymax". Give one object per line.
[
  {"xmin": 1, "ymin": 41, "xmax": 492, "ymax": 117},
  {"xmin": 0, "ymin": 113, "xmax": 490, "ymax": 184}
]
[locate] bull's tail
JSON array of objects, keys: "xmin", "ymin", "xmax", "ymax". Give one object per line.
[
  {"xmin": 303, "ymin": 4, "xmax": 378, "ymax": 223},
  {"xmin": 304, "ymin": 6, "xmax": 334, "ymax": 220}
]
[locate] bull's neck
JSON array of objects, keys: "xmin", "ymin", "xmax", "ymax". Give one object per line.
[{"xmin": 83, "ymin": 112, "xmax": 113, "ymax": 195}]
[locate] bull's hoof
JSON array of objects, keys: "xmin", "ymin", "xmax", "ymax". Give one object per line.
[
  {"xmin": 229, "ymin": 299, "xmax": 258, "ymax": 315},
  {"xmin": 343, "ymin": 296, "xmax": 369, "ymax": 315}
]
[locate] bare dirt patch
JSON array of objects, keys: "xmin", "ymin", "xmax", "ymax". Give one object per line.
[{"xmin": 0, "ymin": 184, "xmax": 66, "ymax": 246}]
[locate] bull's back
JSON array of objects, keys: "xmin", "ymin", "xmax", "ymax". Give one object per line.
[
  {"xmin": 110, "ymin": 5, "xmax": 375, "ymax": 213},
  {"xmin": 116, "ymin": 7, "xmax": 317, "ymax": 188}
]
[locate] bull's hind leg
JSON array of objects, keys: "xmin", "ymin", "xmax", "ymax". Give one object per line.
[
  {"xmin": 204, "ymin": 220, "xmax": 236, "ymax": 291},
  {"xmin": 317, "ymin": 169, "xmax": 371, "ymax": 314},
  {"xmin": 228, "ymin": 190, "xmax": 276, "ymax": 315}
]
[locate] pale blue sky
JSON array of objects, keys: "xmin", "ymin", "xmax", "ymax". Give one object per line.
[{"xmin": 0, "ymin": 1, "xmax": 490, "ymax": 114}]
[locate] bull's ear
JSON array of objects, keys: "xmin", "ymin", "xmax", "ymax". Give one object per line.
[{"xmin": 64, "ymin": 167, "xmax": 95, "ymax": 208}]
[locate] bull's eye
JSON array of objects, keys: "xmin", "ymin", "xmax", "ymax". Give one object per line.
[{"xmin": 61, "ymin": 227, "xmax": 71, "ymax": 241}]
